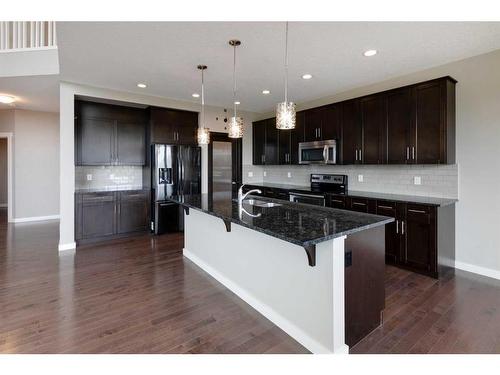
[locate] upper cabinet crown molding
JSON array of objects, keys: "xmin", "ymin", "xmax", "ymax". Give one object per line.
[{"xmin": 252, "ymin": 76, "xmax": 456, "ymax": 166}]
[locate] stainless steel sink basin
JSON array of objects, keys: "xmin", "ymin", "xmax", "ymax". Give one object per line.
[{"xmin": 243, "ymin": 199, "xmax": 282, "ymax": 208}]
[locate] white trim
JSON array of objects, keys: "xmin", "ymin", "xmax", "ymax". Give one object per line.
[
  {"xmin": 11, "ymin": 214, "xmax": 60, "ymax": 223},
  {"xmin": 455, "ymin": 260, "xmax": 500, "ymax": 281},
  {"xmin": 0, "ymin": 132, "xmax": 13, "ymax": 223},
  {"xmin": 184, "ymin": 248, "xmax": 347, "ymax": 354},
  {"xmin": 0, "ymin": 46, "xmax": 58, "ymax": 53},
  {"xmin": 58, "ymin": 242, "xmax": 76, "ymax": 251}
]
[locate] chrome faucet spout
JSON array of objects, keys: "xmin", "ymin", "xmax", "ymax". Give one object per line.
[{"xmin": 238, "ymin": 184, "xmax": 262, "ymax": 206}]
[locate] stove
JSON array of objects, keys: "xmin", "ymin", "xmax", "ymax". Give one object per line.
[{"xmin": 310, "ymin": 174, "xmax": 348, "ymax": 195}]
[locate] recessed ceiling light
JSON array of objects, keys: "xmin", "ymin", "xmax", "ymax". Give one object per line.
[
  {"xmin": 262, "ymin": 90, "xmax": 270, "ymax": 95},
  {"xmin": 234, "ymin": 101, "xmax": 240, "ymax": 105},
  {"xmin": 0, "ymin": 95, "xmax": 15, "ymax": 104},
  {"xmin": 302, "ymin": 74, "xmax": 313, "ymax": 80},
  {"xmin": 363, "ymin": 49, "xmax": 377, "ymax": 57},
  {"xmin": 137, "ymin": 83, "xmax": 147, "ymax": 88},
  {"xmin": 192, "ymin": 93, "xmax": 200, "ymax": 98}
]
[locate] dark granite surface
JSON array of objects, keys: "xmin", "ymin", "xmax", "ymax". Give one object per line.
[
  {"xmin": 75, "ymin": 187, "xmax": 146, "ymax": 194},
  {"xmin": 166, "ymin": 193, "xmax": 393, "ymax": 248},
  {"xmin": 244, "ymin": 182, "xmax": 456, "ymax": 207}
]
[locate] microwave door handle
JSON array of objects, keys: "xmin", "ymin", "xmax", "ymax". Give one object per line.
[{"xmin": 323, "ymin": 145, "xmax": 328, "ymax": 164}]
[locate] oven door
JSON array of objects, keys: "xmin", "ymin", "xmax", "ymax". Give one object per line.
[
  {"xmin": 299, "ymin": 140, "xmax": 337, "ymax": 165},
  {"xmin": 289, "ymin": 192, "xmax": 326, "ymax": 206}
]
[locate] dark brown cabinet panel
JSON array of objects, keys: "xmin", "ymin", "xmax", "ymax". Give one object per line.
[
  {"xmin": 327, "ymin": 195, "xmax": 347, "ymax": 209},
  {"xmin": 375, "ymin": 201, "xmax": 404, "ymax": 264},
  {"xmin": 177, "ymin": 111, "xmax": 199, "ymax": 144},
  {"xmin": 150, "ymin": 107, "xmax": 198, "ymax": 145},
  {"xmin": 289, "ymin": 111, "xmax": 305, "ymax": 164},
  {"xmin": 304, "ymin": 108, "xmax": 322, "ymax": 142},
  {"xmin": 341, "ymin": 99, "xmax": 362, "ymax": 164},
  {"xmin": 347, "ymin": 197, "xmax": 375, "ymax": 213},
  {"xmin": 321, "ymin": 104, "xmax": 342, "ymax": 141},
  {"xmin": 360, "ymin": 95, "xmax": 387, "ymax": 164},
  {"xmin": 116, "ymin": 122, "xmax": 146, "ymax": 165},
  {"xmin": 78, "ymin": 118, "xmax": 115, "ymax": 165},
  {"xmin": 403, "ymin": 204, "xmax": 437, "ymax": 275},
  {"xmin": 118, "ymin": 191, "xmax": 149, "ymax": 234},
  {"xmin": 278, "ymin": 129, "xmax": 291, "ymax": 164},
  {"xmin": 265, "ymin": 118, "xmax": 278, "ymax": 165},
  {"xmin": 387, "ymin": 88, "xmax": 412, "ymax": 164},
  {"xmin": 252, "ymin": 119, "xmax": 266, "ymax": 165}
]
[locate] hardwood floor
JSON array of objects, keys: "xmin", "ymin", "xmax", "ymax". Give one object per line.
[{"xmin": 1, "ymin": 208, "xmax": 499, "ymax": 354}]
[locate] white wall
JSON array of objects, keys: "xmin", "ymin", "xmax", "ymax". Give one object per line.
[
  {"xmin": 0, "ymin": 108, "xmax": 59, "ymax": 220},
  {"xmin": 58, "ymin": 82, "xmax": 261, "ymax": 249},
  {"xmin": 251, "ymin": 49, "xmax": 500, "ymax": 278},
  {"xmin": 0, "ymin": 138, "xmax": 7, "ymax": 206}
]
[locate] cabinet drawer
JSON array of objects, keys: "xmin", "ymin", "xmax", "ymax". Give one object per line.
[
  {"xmin": 119, "ymin": 190, "xmax": 148, "ymax": 201},
  {"xmin": 328, "ymin": 195, "xmax": 347, "ymax": 209},
  {"xmin": 81, "ymin": 192, "xmax": 116, "ymax": 204}
]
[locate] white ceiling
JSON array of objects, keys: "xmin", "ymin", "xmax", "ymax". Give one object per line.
[
  {"xmin": 0, "ymin": 75, "xmax": 59, "ymax": 112},
  {"xmin": 4, "ymin": 22, "xmax": 500, "ymax": 114}
]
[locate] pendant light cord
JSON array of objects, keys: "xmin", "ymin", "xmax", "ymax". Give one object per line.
[
  {"xmin": 233, "ymin": 43, "xmax": 237, "ymax": 118},
  {"xmin": 201, "ymin": 68, "xmax": 205, "ymax": 127},
  {"xmin": 284, "ymin": 21, "xmax": 289, "ymax": 104}
]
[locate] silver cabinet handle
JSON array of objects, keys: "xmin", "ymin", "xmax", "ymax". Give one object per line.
[
  {"xmin": 408, "ymin": 209, "xmax": 426, "ymax": 214},
  {"xmin": 319, "ymin": 128, "xmax": 321, "ymax": 138},
  {"xmin": 406, "ymin": 146, "xmax": 410, "ymax": 160},
  {"xmin": 359, "ymin": 149, "xmax": 362, "ymax": 161},
  {"xmin": 396, "ymin": 219, "xmax": 399, "ymax": 234},
  {"xmin": 412, "ymin": 146, "xmax": 415, "ymax": 160},
  {"xmin": 352, "ymin": 202, "xmax": 366, "ymax": 206},
  {"xmin": 377, "ymin": 205, "xmax": 393, "ymax": 210},
  {"xmin": 401, "ymin": 221, "xmax": 405, "ymax": 235},
  {"xmin": 331, "ymin": 199, "xmax": 344, "ymax": 203},
  {"xmin": 355, "ymin": 149, "xmax": 358, "ymax": 161}
]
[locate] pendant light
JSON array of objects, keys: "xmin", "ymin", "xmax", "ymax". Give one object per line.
[
  {"xmin": 196, "ymin": 65, "xmax": 210, "ymax": 145},
  {"xmin": 276, "ymin": 22, "xmax": 296, "ymax": 130},
  {"xmin": 228, "ymin": 39, "xmax": 244, "ymax": 138}
]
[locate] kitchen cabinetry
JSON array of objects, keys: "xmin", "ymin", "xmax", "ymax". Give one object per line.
[
  {"xmin": 75, "ymin": 101, "xmax": 147, "ymax": 166},
  {"xmin": 149, "ymin": 107, "xmax": 198, "ymax": 145},
  {"xmin": 252, "ymin": 118, "xmax": 278, "ymax": 165},
  {"xmin": 375, "ymin": 201, "xmax": 405, "ymax": 264},
  {"xmin": 251, "ymin": 76, "xmax": 456, "ymax": 166},
  {"xmin": 75, "ymin": 190, "xmax": 149, "ymax": 244},
  {"xmin": 279, "ymin": 111, "xmax": 305, "ymax": 165}
]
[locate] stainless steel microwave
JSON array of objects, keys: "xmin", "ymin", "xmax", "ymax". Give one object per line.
[{"xmin": 298, "ymin": 140, "xmax": 337, "ymax": 165}]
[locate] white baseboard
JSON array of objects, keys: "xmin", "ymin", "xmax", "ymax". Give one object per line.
[
  {"xmin": 184, "ymin": 248, "xmax": 345, "ymax": 354},
  {"xmin": 454, "ymin": 260, "xmax": 500, "ymax": 281},
  {"xmin": 58, "ymin": 242, "xmax": 76, "ymax": 251},
  {"xmin": 11, "ymin": 214, "xmax": 60, "ymax": 223},
  {"xmin": 0, "ymin": 203, "xmax": 7, "ymax": 208}
]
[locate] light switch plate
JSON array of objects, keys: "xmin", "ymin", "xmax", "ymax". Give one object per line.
[
  {"xmin": 414, "ymin": 176, "xmax": 422, "ymax": 185},
  {"xmin": 248, "ymin": 171, "xmax": 253, "ymax": 178},
  {"xmin": 287, "ymin": 172, "xmax": 292, "ymax": 178},
  {"xmin": 86, "ymin": 174, "xmax": 93, "ymax": 181},
  {"xmin": 358, "ymin": 174, "xmax": 364, "ymax": 182}
]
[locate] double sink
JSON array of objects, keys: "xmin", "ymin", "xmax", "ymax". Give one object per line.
[{"xmin": 243, "ymin": 199, "xmax": 282, "ymax": 208}]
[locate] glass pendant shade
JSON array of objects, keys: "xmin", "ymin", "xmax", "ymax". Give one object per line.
[
  {"xmin": 228, "ymin": 116, "xmax": 244, "ymax": 138},
  {"xmin": 197, "ymin": 127, "xmax": 210, "ymax": 145},
  {"xmin": 276, "ymin": 101, "xmax": 296, "ymax": 130}
]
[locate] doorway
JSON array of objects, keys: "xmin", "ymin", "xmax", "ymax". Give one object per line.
[
  {"xmin": 208, "ymin": 132, "xmax": 242, "ymax": 198},
  {"xmin": 0, "ymin": 133, "xmax": 13, "ymax": 222}
]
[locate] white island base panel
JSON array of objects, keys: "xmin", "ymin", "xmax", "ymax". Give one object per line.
[{"xmin": 183, "ymin": 209, "xmax": 348, "ymax": 354}]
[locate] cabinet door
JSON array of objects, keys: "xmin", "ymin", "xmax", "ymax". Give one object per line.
[
  {"xmin": 413, "ymin": 81, "xmax": 446, "ymax": 164},
  {"xmin": 252, "ymin": 120, "xmax": 266, "ymax": 165},
  {"xmin": 361, "ymin": 95, "xmax": 387, "ymax": 164},
  {"xmin": 177, "ymin": 111, "xmax": 198, "ymax": 144},
  {"xmin": 341, "ymin": 100, "xmax": 362, "ymax": 164},
  {"xmin": 289, "ymin": 111, "xmax": 305, "ymax": 164},
  {"xmin": 150, "ymin": 107, "xmax": 178, "ymax": 144},
  {"xmin": 78, "ymin": 193, "xmax": 116, "ymax": 239},
  {"xmin": 278, "ymin": 129, "xmax": 291, "ymax": 164},
  {"xmin": 321, "ymin": 104, "xmax": 342, "ymax": 142},
  {"xmin": 265, "ymin": 118, "xmax": 278, "ymax": 165},
  {"xmin": 118, "ymin": 191, "xmax": 148, "ymax": 234},
  {"xmin": 328, "ymin": 195, "xmax": 346, "ymax": 209},
  {"xmin": 375, "ymin": 201, "xmax": 404, "ymax": 264},
  {"xmin": 116, "ymin": 122, "xmax": 146, "ymax": 165},
  {"xmin": 78, "ymin": 117, "xmax": 115, "ymax": 165},
  {"xmin": 403, "ymin": 204, "xmax": 437, "ymax": 274},
  {"xmin": 387, "ymin": 88, "xmax": 412, "ymax": 164},
  {"xmin": 347, "ymin": 197, "xmax": 370, "ymax": 212},
  {"xmin": 304, "ymin": 108, "xmax": 322, "ymax": 142}
]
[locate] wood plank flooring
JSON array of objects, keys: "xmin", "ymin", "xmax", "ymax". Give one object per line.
[{"xmin": 1, "ymin": 208, "xmax": 499, "ymax": 354}]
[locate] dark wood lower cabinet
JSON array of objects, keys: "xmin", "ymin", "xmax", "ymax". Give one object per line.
[{"xmin": 76, "ymin": 190, "xmax": 149, "ymax": 244}]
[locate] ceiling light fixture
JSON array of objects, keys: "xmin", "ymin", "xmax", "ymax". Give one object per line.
[
  {"xmin": 276, "ymin": 22, "xmax": 296, "ymax": 130},
  {"xmin": 196, "ymin": 65, "xmax": 210, "ymax": 145},
  {"xmin": 262, "ymin": 90, "xmax": 270, "ymax": 95},
  {"xmin": 228, "ymin": 39, "xmax": 244, "ymax": 139},
  {"xmin": 137, "ymin": 83, "xmax": 147, "ymax": 88},
  {"xmin": 302, "ymin": 74, "xmax": 313, "ymax": 80},
  {"xmin": 363, "ymin": 49, "xmax": 377, "ymax": 57},
  {"xmin": 192, "ymin": 93, "xmax": 200, "ymax": 98},
  {"xmin": 0, "ymin": 95, "xmax": 16, "ymax": 104}
]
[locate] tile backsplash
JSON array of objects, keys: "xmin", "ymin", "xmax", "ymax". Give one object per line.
[
  {"xmin": 75, "ymin": 166, "xmax": 143, "ymax": 190},
  {"xmin": 243, "ymin": 164, "xmax": 458, "ymax": 199}
]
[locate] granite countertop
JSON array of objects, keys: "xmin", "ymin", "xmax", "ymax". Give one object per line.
[
  {"xmin": 244, "ymin": 182, "xmax": 456, "ymax": 207},
  {"xmin": 75, "ymin": 186, "xmax": 147, "ymax": 193},
  {"xmin": 166, "ymin": 193, "xmax": 393, "ymax": 248}
]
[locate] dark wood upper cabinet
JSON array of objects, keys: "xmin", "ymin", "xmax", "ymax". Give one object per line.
[
  {"xmin": 278, "ymin": 128, "xmax": 291, "ymax": 164},
  {"xmin": 360, "ymin": 95, "xmax": 387, "ymax": 164},
  {"xmin": 321, "ymin": 104, "xmax": 342, "ymax": 141},
  {"xmin": 341, "ymin": 99, "xmax": 362, "ymax": 164},
  {"xmin": 289, "ymin": 111, "xmax": 305, "ymax": 164},
  {"xmin": 75, "ymin": 101, "xmax": 147, "ymax": 166},
  {"xmin": 264, "ymin": 118, "xmax": 279, "ymax": 165},
  {"xmin": 252, "ymin": 119, "xmax": 266, "ymax": 165},
  {"xmin": 150, "ymin": 107, "xmax": 198, "ymax": 145},
  {"xmin": 387, "ymin": 88, "xmax": 412, "ymax": 164},
  {"xmin": 304, "ymin": 108, "xmax": 322, "ymax": 142}
]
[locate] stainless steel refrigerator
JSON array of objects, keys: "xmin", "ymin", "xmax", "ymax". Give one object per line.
[{"xmin": 151, "ymin": 144, "xmax": 201, "ymax": 234}]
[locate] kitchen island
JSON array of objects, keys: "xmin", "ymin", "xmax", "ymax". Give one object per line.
[{"xmin": 166, "ymin": 193, "xmax": 393, "ymax": 354}]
